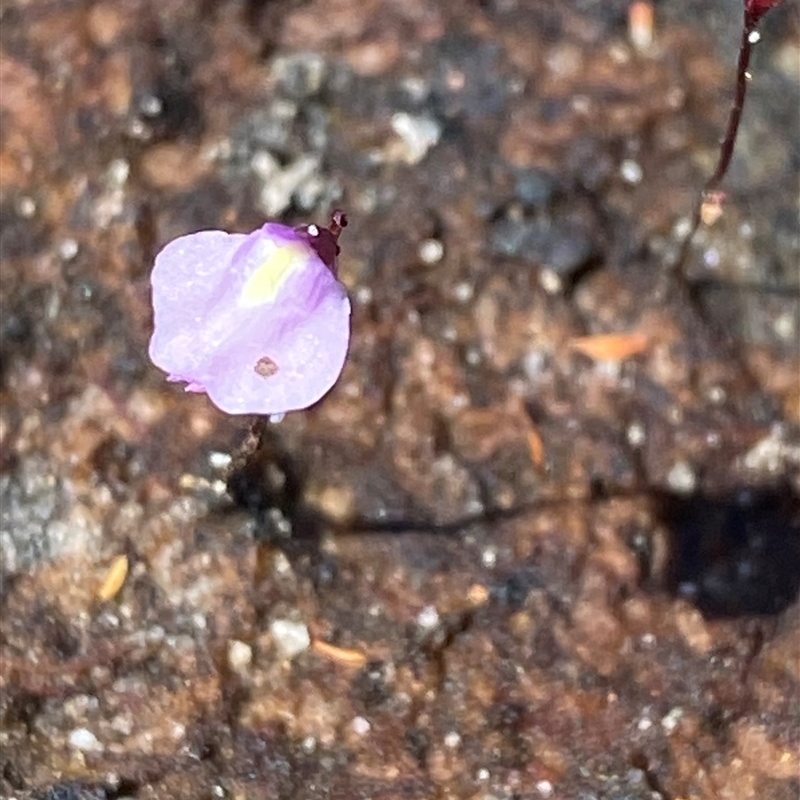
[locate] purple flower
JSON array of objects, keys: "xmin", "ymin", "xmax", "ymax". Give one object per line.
[{"xmin": 149, "ymin": 212, "xmax": 351, "ymax": 416}]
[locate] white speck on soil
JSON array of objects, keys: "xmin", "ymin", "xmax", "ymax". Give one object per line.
[
  {"xmin": 418, "ymin": 238, "xmax": 444, "ymax": 265},
  {"xmin": 227, "ymin": 639, "xmax": 253, "ymax": 673},
  {"xmin": 619, "ymin": 159, "xmax": 643, "ymax": 184},
  {"xmin": 444, "ymin": 730, "xmax": 461, "ymax": 749},
  {"xmin": 69, "ymin": 727, "xmax": 103, "ymax": 752},
  {"xmin": 351, "ymin": 716, "xmax": 371, "ymax": 735},
  {"xmin": 390, "ymin": 112, "xmax": 441, "ymax": 165},
  {"xmin": 666, "ymin": 461, "xmax": 697, "ymax": 494},
  {"xmin": 270, "ymin": 619, "xmax": 311, "ymax": 660},
  {"xmin": 626, "ymin": 422, "xmax": 646, "ymax": 447},
  {"xmin": 661, "ymin": 706, "xmax": 683, "ymax": 733},
  {"xmin": 416, "ymin": 605, "xmax": 440, "ymax": 630},
  {"xmin": 536, "ymin": 780, "xmax": 554, "ymax": 798}
]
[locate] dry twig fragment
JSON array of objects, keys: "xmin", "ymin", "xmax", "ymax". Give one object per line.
[
  {"xmin": 526, "ymin": 428, "xmax": 546, "ymax": 469},
  {"xmin": 568, "ymin": 332, "xmax": 650, "ymax": 362},
  {"xmin": 628, "ymin": 2, "xmax": 654, "ymax": 52},
  {"xmin": 97, "ymin": 554, "xmax": 129, "ymax": 601},
  {"xmin": 311, "ymin": 638, "xmax": 368, "ymax": 667}
]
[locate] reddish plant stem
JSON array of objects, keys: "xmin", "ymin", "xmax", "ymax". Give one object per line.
[
  {"xmin": 704, "ymin": 15, "xmax": 758, "ymax": 193},
  {"xmin": 656, "ymin": 5, "xmax": 780, "ymax": 398},
  {"xmin": 671, "ymin": 8, "xmax": 764, "ymax": 280}
]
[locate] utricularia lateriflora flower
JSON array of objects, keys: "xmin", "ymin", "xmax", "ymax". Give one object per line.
[{"xmin": 149, "ymin": 212, "xmax": 350, "ymax": 416}]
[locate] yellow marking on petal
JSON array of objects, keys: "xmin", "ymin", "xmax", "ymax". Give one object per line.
[{"xmin": 240, "ymin": 243, "xmax": 307, "ymax": 307}]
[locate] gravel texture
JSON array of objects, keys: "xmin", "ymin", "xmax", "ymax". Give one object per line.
[{"xmin": 1, "ymin": 1, "xmax": 798, "ymax": 798}]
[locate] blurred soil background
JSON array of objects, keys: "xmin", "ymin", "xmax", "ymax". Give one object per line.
[{"xmin": 1, "ymin": 0, "xmax": 799, "ymax": 798}]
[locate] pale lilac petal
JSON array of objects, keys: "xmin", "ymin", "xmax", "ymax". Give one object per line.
[
  {"xmin": 148, "ymin": 219, "xmax": 351, "ymax": 416},
  {"xmin": 201, "ymin": 281, "xmax": 351, "ymax": 415},
  {"xmin": 149, "ymin": 230, "xmax": 247, "ymax": 381}
]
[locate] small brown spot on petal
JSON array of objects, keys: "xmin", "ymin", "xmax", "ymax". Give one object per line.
[{"xmin": 255, "ymin": 356, "xmax": 279, "ymax": 377}]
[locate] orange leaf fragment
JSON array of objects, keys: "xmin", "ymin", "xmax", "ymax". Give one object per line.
[
  {"xmin": 568, "ymin": 332, "xmax": 650, "ymax": 362},
  {"xmin": 526, "ymin": 428, "xmax": 545, "ymax": 468},
  {"xmin": 311, "ymin": 639, "xmax": 368, "ymax": 667},
  {"xmin": 628, "ymin": 1, "xmax": 654, "ymax": 51},
  {"xmin": 97, "ymin": 554, "xmax": 129, "ymax": 601}
]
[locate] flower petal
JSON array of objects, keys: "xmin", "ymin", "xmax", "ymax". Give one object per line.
[
  {"xmin": 148, "ymin": 221, "xmax": 352, "ymax": 416},
  {"xmin": 201, "ymin": 278, "xmax": 351, "ymax": 415},
  {"xmin": 149, "ymin": 229, "xmax": 247, "ymax": 380}
]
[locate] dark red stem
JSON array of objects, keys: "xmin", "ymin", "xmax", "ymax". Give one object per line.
[
  {"xmin": 704, "ymin": 14, "xmax": 758, "ymax": 193},
  {"xmin": 672, "ymin": 7, "xmax": 765, "ymax": 276},
  {"xmin": 329, "ymin": 209, "xmax": 348, "ymax": 241}
]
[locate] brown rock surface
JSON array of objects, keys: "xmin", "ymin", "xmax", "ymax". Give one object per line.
[{"xmin": 1, "ymin": 1, "xmax": 798, "ymax": 798}]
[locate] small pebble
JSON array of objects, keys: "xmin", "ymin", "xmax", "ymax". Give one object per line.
[
  {"xmin": 490, "ymin": 217, "xmax": 535, "ymax": 258},
  {"xmin": 465, "ymin": 346, "xmax": 481, "ymax": 366},
  {"xmin": 272, "ymin": 550, "xmax": 292, "ymax": 575},
  {"xmin": 627, "ymin": 767, "xmax": 647, "ymax": 785},
  {"xmin": 390, "ymin": 112, "xmax": 441, "ymax": 165},
  {"xmin": 107, "ymin": 158, "xmax": 130, "ymax": 187},
  {"xmin": 444, "ymin": 730, "xmax": 461, "ymax": 749},
  {"xmin": 400, "ymin": 76, "xmax": 429, "ymax": 103},
  {"xmin": 127, "ymin": 117, "xmax": 152, "ymax": 142},
  {"xmin": 672, "ymin": 217, "xmax": 693, "ymax": 239},
  {"xmin": 522, "ymin": 350, "xmax": 547, "ymax": 379},
  {"xmin": 620, "ymin": 158, "xmax": 643, "ymax": 184},
  {"xmin": 545, "ymin": 230, "xmax": 595, "ymax": 278},
  {"xmin": 703, "ymin": 247, "xmax": 721, "ymax": 268},
  {"xmin": 514, "ymin": 168, "xmax": 555, "ymax": 208},
  {"xmin": 453, "ymin": 281, "xmax": 473, "ymax": 303},
  {"xmin": 354, "ymin": 285, "xmax": 373, "ymax": 305},
  {"xmin": 58, "ymin": 239, "xmax": 79, "ymax": 261},
  {"xmin": 250, "ymin": 151, "xmax": 279, "ymax": 180},
  {"xmin": 706, "ymin": 385, "xmax": 726, "ymax": 405},
  {"xmin": 269, "ymin": 619, "xmax": 311, "ymax": 660},
  {"xmin": 272, "ymin": 53, "xmax": 327, "ymax": 98},
  {"xmin": 539, "ymin": 267, "xmax": 564, "ymax": 295},
  {"xmin": 171, "ymin": 722, "xmax": 186, "ymax": 741},
  {"xmin": 258, "ymin": 155, "xmax": 320, "ymax": 217},
  {"xmin": 351, "ymin": 716, "xmax": 371, "ymax": 735},
  {"xmin": 626, "ymin": 422, "xmax": 646, "ymax": 447},
  {"xmin": 68, "ymin": 727, "xmax": 103, "ymax": 753},
  {"xmin": 661, "ymin": 706, "xmax": 683, "ymax": 733},
  {"xmin": 17, "ymin": 196, "xmax": 36, "ymax": 218},
  {"xmin": 773, "ymin": 311, "xmax": 795, "ymax": 341},
  {"xmin": 666, "ymin": 461, "xmax": 697, "ymax": 494},
  {"xmin": 743, "ymin": 426, "xmax": 791, "ymax": 473},
  {"xmin": 641, "ymin": 632, "xmax": 656, "ymax": 648},
  {"xmin": 139, "ymin": 93, "xmax": 163, "ymax": 117},
  {"xmin": 208, "ymin": 451, "xmax": 232, "ymax": 470},
  {"xmin": 536, "ymin": 780, "xmax": 554, "ymax": 798},
  {"xmin": 418, "ymin": 238, "xmax": 444, "ymax": 265},
  {"xmin": 227, "ymin": 639, "xmax": 253, "ymax": 673},
  {"xmin": 416, "ymin": 605, "xmax": 440, "ymax": 630}
]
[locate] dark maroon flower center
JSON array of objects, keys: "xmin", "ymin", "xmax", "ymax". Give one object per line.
[{"xmin": 294, "ymin": 210, "xmax": 348, "ymax": 277}]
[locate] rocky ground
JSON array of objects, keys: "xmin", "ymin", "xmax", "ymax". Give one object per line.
[{"xmin": 1, "ymin": 0, "xmax": 799, "ymax": 798}]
